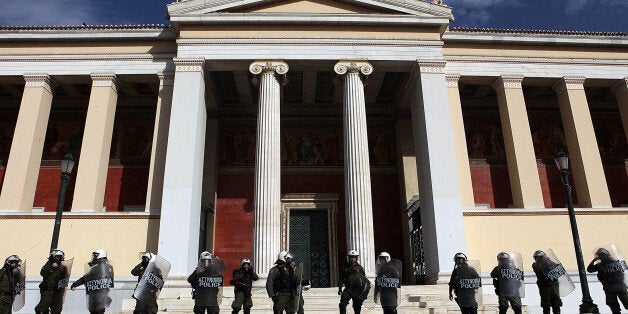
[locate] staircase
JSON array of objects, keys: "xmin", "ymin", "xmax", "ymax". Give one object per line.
[{"xmin": 121, "ymin": 281, "xmax": 528, "ymax": 313}]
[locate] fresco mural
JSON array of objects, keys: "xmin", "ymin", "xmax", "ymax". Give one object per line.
[
  {"xmin": 463, "ymin": 110, "xmax": 506, "ymax": 159},
  {"xmin": 219, "ymin": 127, "xmax": 396, "ymax": 167},
  {"xmin": 592, "ymin": 112, "xmax": 627, "ymax": 160},
  {"xmin": 110, "ymin": 117, "xmax": 154, "ymax": 164},
  {"xmin": 528, "ymin": 111, "xmax": 568, "ymax": 159},
  {"xmin": 42, "ymin": 117, "xmax": 85, "ymax": 160}
]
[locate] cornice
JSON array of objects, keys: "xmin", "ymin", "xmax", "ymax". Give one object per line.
[
  {"xmin": 0, "ymin": 213, "xmax": 160, "ymax": 219},
  {"xmin": 0, "ymin": 54, "xmax": 174, "ymax": 62},
  {"xmin": 443, "ymin": 29, "xmax": 628, "ymax": 47},
  {"xmin": 176, "ymin": 38, "xmax": 444, "ymax": 47},
  {"xmin": 445, "ymin": 56, "xmax": 628, "ymax": 67},
  {"xmin": 0, "ymin": 26, "xmax": 176, "ymax": 42},
  {"xmin": 463, "ymin": 207, "xmax": 628, "ymax": 217}
]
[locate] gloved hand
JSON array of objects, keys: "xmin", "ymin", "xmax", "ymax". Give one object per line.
[
  {"xmin": 448, "ymin": 292, "xmax": 453, "ymax": 301},
  {"xmin": 302, "ymin": 285, "xmax": 311, "ymax": 291},
  {"xmin": 70, "ymin": 282, "xmax": 79, "ymax": 291},
  {"xmin": 337, "ymin": 288, "xmax": 342, "ymax": 296},
  {"xmin": 271, "ymin": 295, "xmax": 278, "ymax": 303}
]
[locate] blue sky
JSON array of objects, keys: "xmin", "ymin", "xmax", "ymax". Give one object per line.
[{"xmin": 0, "ymin": 0, "xmax": 626, "ymax": 32}]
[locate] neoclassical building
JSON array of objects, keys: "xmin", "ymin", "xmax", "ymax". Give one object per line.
[{"xmin": 0, "ymin": 0, "xmax": 626, "ymax": 312}]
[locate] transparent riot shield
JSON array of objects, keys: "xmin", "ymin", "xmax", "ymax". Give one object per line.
[
  {"xmin": 498, "ymin": 252, "xmax": 525, "ymax": 298},
  {"xmin": 292, "ymin": 262, "xmax": 304, "ymax": 314},
  {"xmin": 194, "ymin": 257, "xmax": 224, "ymax": 308},
  {"xmin": 375, "ymin": 259, "xmax": 402, "ymax": 307},
  {"xmin": 133, "ymin": 255, "xmax": 171, "ymax": 312},
  {"xmin": 539, "ymin": 249, "xmax": 575, "ymax": 297},
  {"xmin": 58, "ymin": 258, "xmax": 74, "ymax": 304},
  {"xmin": 83, "ymin": 260, "xmax": 115, "ymax": 312},
  {"xmin": 12, "ymin": 261, "xmax": 26, "ymax": 311},
  {"xmin": 592, "ymin": 244, "xmax": 628, "ymax": 293},
  {"xmin": 455, "ymin": 260, "xmax": 482, "ymax": 308},
  {"xmin": 361, "ymin": 276, "xmax": 376, "ymax": 310}
]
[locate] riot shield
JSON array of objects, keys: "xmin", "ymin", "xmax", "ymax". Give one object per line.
[
  {"xmin": 361, "ymin": 276, "xmax": 376, "ymax": 310},
  {"xmin": 292, "ymin": 262, "xmax": 304, "ymax": 314},
  {"xmin": 58, "ymin": 258, "xmax": 74, "ymax": 304},
  {"xmin": 592, "ymin": 244, "xmax": 628, "ymax": 293},
  {"xmin": 455, "ymin": 260, "xmax": 482, "ymax": 308},
  {"xmin": 194, "ymin": 257, "xmax": 224, "ymax": 308},
  {"xmin": 12, "ymin": 261, "xmax": 26, "ymax": 311},
  {"xmin": 83, "ymin": 260, "xmax": 115, "ymax": 312},
  {"xmin": 133, "ymin": 255, "xmax": 171, "ymax": 312},
  {"xmin": 498, "ymin": 252, "xmax": 525, "ymax": 298},
  {"xmin": 539, "ymin": 249, "xmax": 575, "ymax": 297},
  {"xmin": 375, "ymin": 259, "xmax": 402, "ymax": 307}
]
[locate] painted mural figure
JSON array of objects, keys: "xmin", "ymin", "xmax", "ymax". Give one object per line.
[
  {"xmin": 266, "ymin": 252, "xmax": 297, "ymax": 314},
  {"xmin": 449, "ymin": 253, "xmax": 481, "ymax": 314},
  {"xmin": 35, "ymin": 249, "xmax": 71, "ymax": 314},
  {"xmin": 374, "ymin": 252, "xmax": 401, "ymax": 314},
  {"xmin": 0, "ymin": 255, "xmax": 24, "ymax": 313},
  {"xmin": 338, "ymin": 250, "xmax": 369, "ymax": 314},
  {"xmin": 188, "ymin": 252, "xmax": 224, "ymax": 314},
  {"xmin": 587, "ymin": 246, "xmax": 628, "ymax": 314},
  {"xmin": 490, "ymin": 252, "xmax": 524, "ymax": 314},
  {"xmin": 230, "ymin": 258, "xmax": 258, "ymax": 314},
  {"xmin": 71, "ymin": 249, "xmax": 115, "ymax": 314}
]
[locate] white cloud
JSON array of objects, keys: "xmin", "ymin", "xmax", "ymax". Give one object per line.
[
  {"xmin": 0, "ymin": 0, "xmax": 113, "ymax": 26},
  {"xmin": 565, "ymin": 0, "xmax": 628, "ymax": 15},
  {"xmin": 445, "ymin": 0, "xmax": 521, "ymax": 25}
]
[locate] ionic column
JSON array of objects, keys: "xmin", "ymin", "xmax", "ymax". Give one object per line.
[
  {"xmin": 249, "ymin": 61, "xmax": 288, "ymax": 278},
  {"xmin": 446, "ymin": 75, "xmax": 475, "ymax": 208},
  {"xmin": 145, "ymin": 73, "xmax": 174, "ymax": 212},
  {"xmin": 72, "ymin": 74, "xmax": 118, "ymax": 212},
  {"xmin": 334, "ymin": 60, "xmax": 376, "ymax": 277},
  {"xmin": 552, "ymin": 78, "xmax": 611, "ymax": 208},
  {"xmin": 493, "ymin": 76, "xmax": 544, "ymax": 208},
  {"xmin": 158, "ymin": 59, "xmax": 207, "ymax": 276},
  {"xmin": 410, "ymin": 62, "xmax": 466, "ymax": 281},
  {"xmin": 0, "ymin": 74, "xmax": 54, "ymax": 212},
  {"xmin": 611, "ymin": 78, "xmax": 628, "ymax": 141}
]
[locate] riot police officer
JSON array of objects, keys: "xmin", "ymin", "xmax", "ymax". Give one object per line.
[
  {"xmin": 587, "ymin": 248, "xmax": 628, "ymax": 314},
  {"xmin": 188, "ymin": 251, "xmax": 224, "ymax": 314},
  {"xmin": 230, "ymin": 258, "xmax": 258, "ymax": 314},
  {"xmin": 490, "ymin": 252, "xmax": 523, "ymax": 314},
  {"xmin": 374, "ymin": 252, "xmax": 401, "ymax": 314},
  {"xmin": 35, "ymin": 249, "xmax": 69, "ymax": 314},
  {"xmin": 132, "ymin": 252, "xmax": 155, "ymax": 314},
  {"xmin": 0, "ymin": 255, "xmax": 22, "ymax": 313},
  {"xmin": 71, "ymin": 249, "xmax": 115, "ymax": 314},
  {"xmin": 532, "ymin": 250, "xmax": 562, "ymax": 314},
  {"xmin": 338, "ymin": 250, "xmax": 368, "ymax": 314},
  {"xmin": 448, "ymin": 253, "xmax": 481, "ymax": 314},
  {"xmin": 266, "ymin": 251, "xmax": 297, "ymax": 314},
  {"xmin": 286, "ymin": 252, "xmax": 310, "ymax": 314}
]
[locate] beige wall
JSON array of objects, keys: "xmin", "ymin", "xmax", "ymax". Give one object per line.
[
  {"xmin": 0, "ymin": 217, "xmax": 159, "ymax": 277},
  {"xmin": 464, "ymin": 213, "xmax": 628, "ymax": 270},
  {"xmin": 0, "ymin": 41, "xmax": 176, "ymax": 55}
]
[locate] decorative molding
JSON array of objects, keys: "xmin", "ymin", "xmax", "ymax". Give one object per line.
[
  {"xmin": 463, "ymin": 208, "xmax": 628, "ymax": 217},
  {"xmin": 0, "ymin": 213, "xmax": 160, "ymax": 219},
  {"xmin": 177, "ymin": 38, "xmax": 444, "ymax": 48},
  {"xmin": 249, "ymin": 60, "xmax": 289, "ymax": 86},
  {"xmin": 0, "ymin": 54, "xmax": 174, "ymax": 62},
  {"xmin": 23, "ymin": 74, "xmax": 55, "ymax": 94},
  {"xmin": 417, "ymin": 61, "xmax": 446, "ymax": 74},
  {"xmin": 173, "ymin": 58, "xmax": 205, "ymax": 73},
  {"xmin": 90, "ymin": 73, "xmax": 118, "ymax": 91},
  {"xmin": 610, "ymin": 78, "xmax": 628, "ymax": 98},
  {"xmin": 445, "ymin": 74, "xmax": 460, "ymax": 87},
  {"xmin": 492, "ymin": 75, "xmax": 523, "ymax": 94},
  {"xmin": 552, "ymin": 77, "xmax": 585, "ymax": 96},
  {"xmin": 445, "ymin": 56, "xmax": 628, "ymax": 67},
  {"xmin": 158, "ymin": 72, "xmax": 175, "ymax": 86}
]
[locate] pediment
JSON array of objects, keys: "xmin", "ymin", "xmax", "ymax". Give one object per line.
[{"xmin": 168, "ymin": 0, "xmax": 452, "ymax": 18}]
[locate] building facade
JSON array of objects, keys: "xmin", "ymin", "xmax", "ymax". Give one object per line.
[{"xmin": 0, "ymin": 0, "xmax": 626, "ymax": 312}]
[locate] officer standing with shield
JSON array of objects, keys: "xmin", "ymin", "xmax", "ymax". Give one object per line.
[
  {"xmin": 188, "ymin": 251, "xmax": 224, "ymax": 314},
  {"xmin": 587, "ymin": 246, "xmax": 628, "ymax": 314},
  {"xmin": 0, "ymin": 255, "xmax": 24, "ymax": 313},
  {"xmin": 490, "ymin": 252, "xmax": 524, "ymax": 314},
  {"xmin": 286, "ymin": 252, "xmax": 310, "ymax": 314},
  {"xmin": 132, "ymin": 252, "xmax": 171, "ymax": 314},
  {"xmin": 131, "ymin": 252, "xmax": 152, "ymax": 314},
  {"xmin": 338, "ymin": 250, "xmax": 368, "ymax": 314},
  {"xmin": 374, "ymin": 252, "xmax": 401, "ymax": 314},
  {"xmin": 230, "ymin": 258, "xmax": 258, "ymax": 314},
  {"xmin": 449, "ymin": 253, "xmax": 481, "ymax": 314},
  {"xmin": 35, "ymin": 249, "xmax": 72, "ymax": 314},
  {"xmin": 71, "ymin": 249, "xmax": 115, "ymax": 314},
  {"xmin": 266, "ymin": 252, "xmax": 296, "ymax": 314},
  {"xmin": 532, "ymin": 250, "xmax": 563, "ymax": 314}
]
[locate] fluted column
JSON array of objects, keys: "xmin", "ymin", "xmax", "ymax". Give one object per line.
[
  {"xmin": 0, "ymin": 74, "xmax": 54, "ymax": 212},
  {"xmin": 552, "ymin": 77, "xmax": 611, "ymax": 208},
  {"xmin": 250, "ymin": 61, "xmax": 288, "ymax": 279},
  {"xmin": 334, "ymin": 61, "xmax": 376, "ymax": 277},
  {"xmin": 611, "ymin": 78, "xmax": 628, "ymax": 141}
]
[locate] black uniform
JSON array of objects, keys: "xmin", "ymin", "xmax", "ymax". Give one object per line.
[
  {"xmin": 266, "ymin": 262, "xmax": 296, "ymax": 314},
  {"xmin": 288, "ymin": 263, "xmax": 310, "ymax": 314},
  {"xmin": 71, "ymin": 259, "xmax": 115, "ymax": 314},
  {"xmin": 338, "ymin": 262, "xmax": 367, "ymax": 314},
  {"xmin": 35, "ymin": 260, "xmax": 69, "ymax": 314},
  {"xmin": 490, "ymin": 265, "xmax": 522, "ymax": 314},
  {"xmin": 532, "ymin": 260, "xmax": 562, "ymax": 314},
  {"xmin": 375, "ymin": 263, "xmax": 400, "ymax": 314},
  {"xmin": 0, "ymin": 266, "xmax": 16, "ymax": 314},
  {"xmin": 132, "ymin": 261, "xmax": 157, "ymax": 314},
  {"xmin": 587, "ymin": 257, "xmax": 628, "ymax": 314},
  {"xmin": 230, "ymin": 266, "xmax": 259, "ymax": 314},
  {"xmin": 188, "ymin": 266, "xmax": 222, "ymax": 314},
  {"xmin": 449, "ymin": 263, "xmax": 480, "ymax": 314}
]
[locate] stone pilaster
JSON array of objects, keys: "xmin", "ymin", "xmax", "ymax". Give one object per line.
[
  {"xmin": 334, "ymin": 60, "xmax": 376, "ymax": 277},
  {"xmin": 145, "ymin": 73, "xmax": 174, "ymax": 212},
  {"xmin": 611, "ymin": 78, "xmax": 628, "ymax": 142},
  {"xmin": 493, "ymin": 76, "xmax": 544, "ymax": 208},
  {"xmin": 72, "ymin": 73, "xmax": 118, "ymax": 212},
  {"xmin": 0, "ymin": 74, "xmax": 54, "ymax": 212},
  {"xmin": 552, "ymin": 77, "xmax": 611, "ymax": 208},
  {"xmin": 249, "ymin": 60, "xmax": 288, "ymax": 279},
  {"xmin": 446, "ymin": 74, "xmax": 475, "ymax": 209}
]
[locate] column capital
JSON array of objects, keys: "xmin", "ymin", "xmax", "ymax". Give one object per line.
[
  {"xmin": 158, "ymin": 72, "xmax": 175, "ymax": 86},
  {"xmin": 417, "ymin": 60, "xmax": 447, "ymax": 74},
  {"xmin": 552, "ymin": 77, "xmax": 585, "ymax": 96},
  {"xmin": 23, "ymin": 74, "xmax": 56, "ymax": 94},
  {"xmin": 249, "ymin": 60, "xmax": 289, "ymax": 85},
  {"xmin": 334, "ymin": 60, "xmax": 373, "ymax": 85},
  {"xmin": 610, "ymin": 78, "xmax": 628, "ymax": 98},
  {"xmin": 173, "ymin": 58, "xmax": 205, "ymax": 74},
  {"xmin": 492, "ymin": 75, "xmax": 524, "ymax": 94},
  {"xmin": 445, "ymin": 74, "xmax": 461, "ymax": 88},
  {"xmin": 90, "ymin": 73, "xmax": 118, "ymax": 92}
]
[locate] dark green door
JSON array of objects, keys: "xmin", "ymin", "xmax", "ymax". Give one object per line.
[{"xmin": 289, "ymin": 209, "xmax": 330, "ymax": 287}]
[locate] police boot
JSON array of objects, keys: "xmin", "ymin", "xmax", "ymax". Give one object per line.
[
  {"xmin": 512, "ymin": 306, "xmax": 523, "ymax": 314},
  {"xmin": 498, "ymin": 305, "xmax": 508, "ymax": 314},
  {"xmin": 542, "ymin": 306, "xmax": 551, "ymax": 314},
  {"xmin": 551, "ymin": 306, "xmax": 561, "ymax": 314},
  {"xmin": 339, "ymin": 304, "xmax": 347, "ymax": 314},
  {"xmin": 243, "ymin": 310, "xmax": 250, "ymax": 314},
  {"xmin": 232, "ymin": 310, "xmax": 240, "ymax": 314}
]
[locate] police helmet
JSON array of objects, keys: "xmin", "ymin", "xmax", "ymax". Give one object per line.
[
  {"xmin": 4, "ymin": 255, "xmax": 21, "ymax": 267},
  {"xmin": 50, "ymin": 249, "xmax": 65, "ymax": 260},
  {"xmin": 378, "ymin": 252, "xmax": 391, "ymax": 263},
  {"xmin": 277, "ymin": 252, "xmax": 287, "ymax": 263},
  {"xmin": 347, "ymin": 250, "xmax": 359, "ymax": 257},
  {"xmin": 533, "ymin": 250, "xmax": 546, "ymax": 258},
  {"xmin": 497, "ymin": 252, "xmax": 510, "ymax": 260},
  {"xmin": 140, "ymin": 252, "xmax": 154, "ymax": 261},
  {"xmin": 596, "ymin": 248, "xmax": 611, "ymax": 258},
  {"xmin": 92, "ymin": 249, "xmax": 107, "ymax": 260},
  {"xmin": 453, "ymin": 252, "xmax": 467, "ymax": 262},
  {"xmin": 241, "ymin": 258, "xmax": 251, "ymax": 266},
  {"xmin": 199, "ymin": 251, "xmax": 213, "ymax": 260},
  {"xmin": 285, "ymin": 252, "xmax": 294, "ymax": 262}
]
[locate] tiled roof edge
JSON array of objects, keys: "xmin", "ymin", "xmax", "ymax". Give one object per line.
[
  {"xmin": 0, "ymin": 24, "xmax": 170, "ymax": 31},
  {"xmin": 450, "ymin": 26, "xmax": 627, "ymax": 37}
]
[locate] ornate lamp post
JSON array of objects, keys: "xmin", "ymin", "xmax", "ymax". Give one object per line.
[
  {"xmin": 555, "ymin": 152, "xmax": 599, "ymax": 313},
  {"xmin": 50, "ymin": 152, "xmax": 76, "ymax": 251}
]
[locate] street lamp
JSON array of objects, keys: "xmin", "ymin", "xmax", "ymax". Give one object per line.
[
  {"xmin": 50, "ymin": 152, "xmax": 76, "ymax": 252},
  {"xmin": 555, "ymin": 152, "xmax": 599, "ymax": 313}
]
